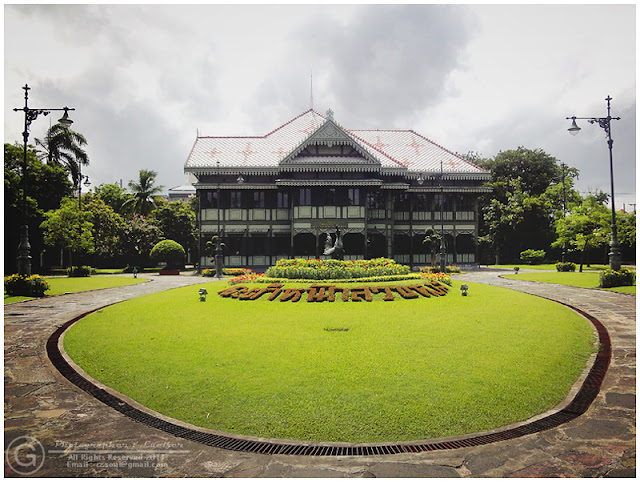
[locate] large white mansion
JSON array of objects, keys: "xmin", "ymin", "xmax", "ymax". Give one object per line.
[{"xmin": 184, "ymin": 110, "xmax": 491, "ymax": 269}]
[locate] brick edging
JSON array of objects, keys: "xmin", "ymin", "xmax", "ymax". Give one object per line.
[{"xmin": 46, "ymin": 299, "xmax": 610, "ymax": 456}]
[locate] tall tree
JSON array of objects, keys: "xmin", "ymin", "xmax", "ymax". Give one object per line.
[
  {"xmin": 148, "ymin": 199, "xmax": 197, "ymax": 254},
  {"xmin": 123, "ymin": 169, "xmax": 164, "ymax": 216},
  {"xmin": 34, "ymin": 124, "xmax": 89, "ymax": 187},
  {"xmin": 81, "ymin": 193, "xmax": 126, "ymax": 259},
  {"xmin": 94, "ymin": 183, "xmax": 132, "ymax": 215},
  {"xmin": 40, "ymin": 198, "xmax": 94, "ymax": 269},
  {"xmin": 5, "ymin": 143, "xmax": 73, "ymax": 273},
  {"xmin": 552, "ymin": 195, "xmax": 609, "ymax": 271},
  {"xmin": 477, "ymin": 147, "xmax": 579, "ymax": 263}
]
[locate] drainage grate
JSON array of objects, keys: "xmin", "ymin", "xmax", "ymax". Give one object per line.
[{"xmin": 47, "ymin": 298, "xmax": 611, "ymax": 456}]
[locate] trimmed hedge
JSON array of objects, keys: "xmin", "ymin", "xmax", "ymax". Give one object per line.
[
  {"xmin": 265, "ymin": 258, "xmax": 410, "ymax": 280},
  {"xmin": 555, "ymin": 262, "xmax": 577, "ymax": 272},
  {"xmin": 520, "ymin": 249, "xmax": 546, "ymax": 265},
  {"xmin": 599, "ymin": 268, "xmax": 635, "ymax": 288},
  {"xmin": 68, "ymin": 266, "xmax": 96, "ymax": 277}
]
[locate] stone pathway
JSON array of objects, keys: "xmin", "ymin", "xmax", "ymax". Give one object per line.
[{"xmin": 4, "ymin": 270, "xmax": 635, "ymax": 477}]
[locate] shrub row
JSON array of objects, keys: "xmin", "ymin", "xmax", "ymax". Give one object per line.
[
  {"xmin": 555, "ymin": 262, "xmax": 577, "ymax": 272},
  {"xmin": 420, "ymin": 265, "xmax": 461, "ymax": 274},
  {"xmin": 599, "ymin": 268, "xmax": 635, "ymax": 288},
  {"xmin": 4, "ymin": 274, "xmax": 50, "ymax": 297},
  {"xmin": 520, "ymin": 249, "xmax": 546, "ymax": 265},
  {"xmin": 202, "ymin": 268, "xmax": 253, "ymax": 277},
  {"xmin": 68, "ymin": 266, "xmax": 96, "ymax": 277},
  {"xmin": 265, "ymin": 258, "xmax": 410, "ymax": 280}
]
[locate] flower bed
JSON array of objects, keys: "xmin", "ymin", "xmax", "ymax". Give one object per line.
[
  {"xmin": 218, "ymin": 280, "xmax": 450, "ymax": 303},
  {"xmin": 599, "ymin": 268, "xmax": 635, "ymax": 288},
  {"xmin": 4, "ymin": 274, "xmax": 50, "ymax": 297},
  {"xmin": 265, "ymin": 258, "xmax": 410, "ymax": 280}
]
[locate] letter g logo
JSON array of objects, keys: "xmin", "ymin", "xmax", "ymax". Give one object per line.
[{"xmin": 6, "ymin": 436, "xmax": 45, "ymax": 475}]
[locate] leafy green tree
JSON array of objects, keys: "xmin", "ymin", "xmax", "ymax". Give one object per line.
[
  {"xmin": 94, "ymin": 183, "xmax": 132, "ymax": 215},
  {"xmin": 149, "ymin": 199, "xmax": 197, "ymax": 254},
  {"xmin": 123, "ymin": 169, "xmax": 164, "ymax": 216},
  {"xmin": 40, "ymin": 198, "xmax": 94, "ymax": 269},
  {"xmin": 121, "ymin": 214, "xmax": 163, "ymax": 267},
  {"xmin": 5, "ymin": 143, "xmax": 73, "ymax": 273},
  {"xmin": 34, "ymin": 124, "xmax": 89, "ymax": 187},
  {"xmin": 477, "ymin": 147, "xmax": 579, "ymax": 263},
  {"xmin": 81, "ymin": 193, "xmax": 126, "ymax": 259},
  {"xmin": 552, "ymin": 195, "xmax": 609, "ymax": 271}
]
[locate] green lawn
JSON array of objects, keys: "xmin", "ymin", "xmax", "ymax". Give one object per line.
[
  {"xmin": 4, "ymin": 276, "xmax": 147, "ymax": 304},
  {"xmin": 64, "ymin": 279, "xmax": 596, "ymax": 443},
  {"xmin": 490, "ymin": 264, "xmax": 611, "ymax": 271},
  {"xmin": 504, "ymin": 271, "xmax": 636, "ymax": 294}
]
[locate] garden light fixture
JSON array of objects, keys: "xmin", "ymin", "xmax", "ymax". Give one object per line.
[
  {"xmin": 199, "ymin": 288, "xmax": 208, "ymax": 302},
  {"xmin": 514, "ymin": 267, "xmax": 520, "ymax": 274},
  {"xmin": 460, "ymin": 284, "xmax": 469, "ymax": 296},
  {"xmin": 566, "ymin": 96, "xmax": 622, "ymax": 270}
]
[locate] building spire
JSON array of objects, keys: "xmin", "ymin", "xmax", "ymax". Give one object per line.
[{"xmin": 310, "ymin": 67, "xmax": 314, "ymax": 111}]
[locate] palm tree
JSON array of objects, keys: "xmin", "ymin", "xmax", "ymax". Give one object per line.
[
  {"xmin": 123, "ymin": 169, "xmax": 165, "ymax": 216},
  {"xmin": 35, "ymin": 124, "xmax": 89, "ymax": 187}
]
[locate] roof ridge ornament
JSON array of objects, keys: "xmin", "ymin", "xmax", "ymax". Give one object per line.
[{"xmin": 326, "ymin": 108, "xmax": 334, "ymax": 121}]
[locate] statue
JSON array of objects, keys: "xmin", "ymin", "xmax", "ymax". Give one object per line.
[{"xmin": 323, "ymin": 227, "xmax": 345, "ymax": 260}]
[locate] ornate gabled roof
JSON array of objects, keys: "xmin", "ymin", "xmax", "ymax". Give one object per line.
[{"xmin": 184, "ymin": 110, "xmax": 488, "ymax": 176}]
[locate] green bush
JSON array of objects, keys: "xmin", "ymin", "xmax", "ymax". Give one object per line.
[
  {"xmin": 421, "ymin": 265, "xmax": 461, "ymax": 274},
  {"xmin": 520, "ymin": 249, "xmax": 546, "ymax": 265},
  {"xmin": 599, "ymin": 268, "xmax": 635, "ymax": 288},
  {"xmin": 556, "ymin": 262, "xmax": 577, "ymax": 272},
  {"xmin": 150, "ymin": 240, "xmax": 186, "ymax": 269},
  {"xmin": 265, "ymin": 258, "xmax": 410, "ymax": 280},
  {"xmin": 67, "ymin": 266, "xmax": 96, "ymax": 277},
  {"xmin": 4, "ymin": 274, "xmax": 50, "ymax": 297},
  {"xmin": 202, "ymin": 268, "xmax": 252, "ymax": 277}
]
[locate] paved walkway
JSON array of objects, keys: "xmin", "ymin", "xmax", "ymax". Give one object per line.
[{"xmin": 4, "ymin": 270, "xmax": 635, "ymax": 477}]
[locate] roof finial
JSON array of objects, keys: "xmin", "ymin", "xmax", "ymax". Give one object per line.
[
  {"xmin": 310, "ymin": 67, "xmax": 314, "ymax": 111},
  {"xmin": 326, "ymin": 108, "xmax": 334, "ymax": 120}
]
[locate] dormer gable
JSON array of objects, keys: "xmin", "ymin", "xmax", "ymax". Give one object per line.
[{"xmin": 280, "ymin": 117, "xmax": 381, "ymax": 167}]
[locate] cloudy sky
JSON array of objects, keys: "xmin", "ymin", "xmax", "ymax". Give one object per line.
[{"xmin": 4, "ymin": 4, "xmax": 636, "ymax": 208}]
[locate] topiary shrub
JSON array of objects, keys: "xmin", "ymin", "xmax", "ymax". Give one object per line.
[
  {"xmin": 150, "ymin": 240, "xmax": 185, "ymax": 270},
  {"xmin": 599, "ymin": 268, "xmax": 635, "ymax": 288},
  {"xmin": 556, "ymin": 262, "xmax": 577, "ymax": 272},
  {"xmin": 4, "ymin": 274, "xmax": 50, "ymax": 297},
  {"xmin": 520, "ymin": 249, "xmax": 546, "ymax": 265}
]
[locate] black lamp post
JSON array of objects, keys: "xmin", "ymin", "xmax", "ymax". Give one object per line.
[
  {"xmin": 13, "ymin": 84, "xmax": 75, "ymax": 275},
  {"xmin": 215, "ymin": 160, "xmax": 224, "ymax": 279},
  {"xmin": 439, "ymin": 159, "xmax": 446, "ymax": 272},
  {"xmin": 566, "ymin": 95, "xmax": 621, "ymax": 270},
  {"xmin": 76, "ymin": 171, "xmax": 90, "ymax": 268}
]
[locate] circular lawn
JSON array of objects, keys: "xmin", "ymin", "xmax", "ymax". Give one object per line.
[{"xmin": 63, "ymin": 279, "xmax": 596, "ymax": 443}]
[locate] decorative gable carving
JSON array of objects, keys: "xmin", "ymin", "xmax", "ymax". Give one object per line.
[{"xmin": 281, "ymin": 119, "xmax": 381, "ymax": 167}]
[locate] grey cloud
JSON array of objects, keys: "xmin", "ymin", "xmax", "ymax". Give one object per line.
[{"xmin": 252, "ymin": 5, "xmax": 476, "ymax": 130}]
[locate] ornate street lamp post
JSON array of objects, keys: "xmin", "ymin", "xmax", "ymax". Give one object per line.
[
  {"xmin": 13, "ymin": 84, "xmax": 75, "ymax": 275},
  {"xmin": 439, "ymin": 158, "xmax": 446, "ymax": 272},
  {"xmin": 566, "ymin": 96, "xmax": 622, "ymax": 270},
  {"xmin": 215, "ymin": 160, "xmax": 224, "ymax": 279}
]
